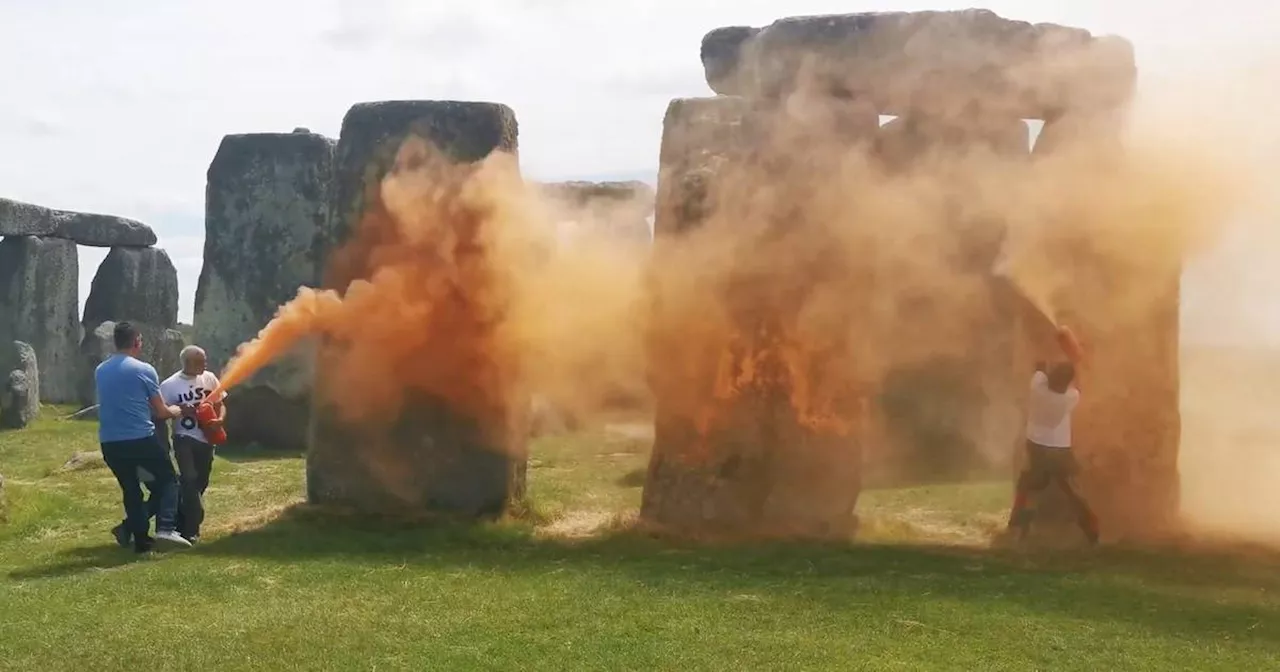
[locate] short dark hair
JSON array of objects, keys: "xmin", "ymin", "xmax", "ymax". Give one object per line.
[
  {"xmin": 1047, "ymin": 362, "xmax": 1075, "ymax": 393},
  {"xmin": 113, "ymin": 321, "xmax": 140, "ymax": 350}
]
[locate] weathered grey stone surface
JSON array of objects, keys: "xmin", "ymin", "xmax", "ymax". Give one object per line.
[
  {"xmin": 308, "ymin": 100, "xmax": 526, "ymax": 517},
  {"xmin": 52, "ymin": 211, "xmax": 156, "ymax": 248},
  {"xmin": 0, "ymin": 198, "xmax": 55, "ymax": 236},
  {"xmin": 77, "ymin": 321, "xmax": 184, "ymax": 406},
  {"xmin": 322, "ymin": 100, "xmax": 520, "ymax": 274},
  {"xmin": 653, "ymin": 97, "xmax": 758, "ymax": 238},
  {"xmin": 194, "ymin": 130, "xmax": 335, "ymax": 453},
  {"xmin": 0, "ymin": 341, "xmax": 39, "ymax": 429},
  {"xmin": 57, "ymin": 450, "xmax": 107, "ymax": 473},
  {"xmin": 155, "ymin": 328, "xmax": 185, "ymax": 384},
  {"xmin": 643, "ymin": 96, "xmax": 759, "ymax": 532},
  {"xmin": 0, "ymin": 236, "xmax": 80, "ymax": 403},
  {"xmin": 700, "ymin": 10, "xmax": 1136, "ymax": 119},
  {"xmin": 83, "ymin": 247, "xmax": 179, "ymax": 329},
  {"xmin": 0, "ymin": 197, "xmax": 157, "ymax": 246},
  {"xmin": 641, "ymin": 95, "xmax": 873, "ymax": 538}
]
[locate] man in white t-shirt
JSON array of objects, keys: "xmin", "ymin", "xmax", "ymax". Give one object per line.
[
  {"xmin": 159, "ymin": 345, "xmax": 227, "ymax": 544},
  {"xmin": 1006, "ymin": 329, "xmax": 1099, "ymax": 545}
]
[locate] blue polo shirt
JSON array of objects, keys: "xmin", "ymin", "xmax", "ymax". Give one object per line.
[{"xmin": 95, "ymin": 354, "xmax": 162, "ymax": 443}]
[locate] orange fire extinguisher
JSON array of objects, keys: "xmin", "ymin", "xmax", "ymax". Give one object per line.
[{"xmin": 195, "ymin": 401, "xmax": 227, "ymax": 446}]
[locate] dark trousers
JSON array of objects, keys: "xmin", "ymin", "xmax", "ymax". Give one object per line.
[
  {"xmin": 100, "ymin": 435, "xmax": 180, "ymax": 538},
  {"xmin": 1008, "ymin": 440, "xmax": 1098, "ymax": 539},
  {"xmin": 173, "ymin": 435, "xmax": 215, "ymax": 537}
]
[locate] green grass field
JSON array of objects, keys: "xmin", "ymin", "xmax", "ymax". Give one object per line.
[{"xmin": 2, "ymin": 408, "xmax": 1279, "ymax": 671}]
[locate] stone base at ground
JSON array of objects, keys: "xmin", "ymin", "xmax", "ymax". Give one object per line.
[
  {"xmin": 0, "ymin": 341, "xmax": 39, "ymax": 430},
  {"xmin": 307, "ymin": 392, "xmax": 527, "ymax": 517},
  {"xmin": 223, "ymin": 383, "xmax": 312, "ymax": 453},
  {"xmin": 643, "ymin": 390, "xmax": 862, "ymax": 539}
]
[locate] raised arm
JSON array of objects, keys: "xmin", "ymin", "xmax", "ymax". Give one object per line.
[
  {"xmin": 1057, "ymin": 325, "xmax": 1084, "ymax": 393},
  {"xmin": 1057, "ymin": 325, "xmax": 1084, "ymax": 365}
]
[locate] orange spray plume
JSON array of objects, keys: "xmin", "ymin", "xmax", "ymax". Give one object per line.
[
  {"xmin": 210, "ymin": 287, "xmax": 343, "ymax": 400},
  {"xmin": 210, "ymin": 134, "xmax": 526, "ymax": 423},
  {"xmin": 208, "ymin": 131, "xmax": 655, "ymax": 430}
]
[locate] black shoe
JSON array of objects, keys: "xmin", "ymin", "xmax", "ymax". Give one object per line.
[
  {"xmin": 134, "ymin": 535, "xmax": 155, "ymax": 554},
  {"xmin": 111, "ymin": 524, "xmax": 131, "ymax": 548}
]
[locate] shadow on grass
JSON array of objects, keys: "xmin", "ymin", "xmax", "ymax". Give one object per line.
[
  {"xmin": 8, "ymin": 544, "xmax": 146, "ymax": 580},
  {"xmin": 214, "ymin": 444, "xmax": 305, "ymax": 464},
  {"xmin": 186, "ymin": 504, "xmax": 1280, "ymax": 648},
  {"xmin": 615, "ymin": 468, "xmax": 647, "ymax": 488}
]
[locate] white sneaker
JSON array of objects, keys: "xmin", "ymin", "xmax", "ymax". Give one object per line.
[{"xmin": 155, "ymin": 530, "xmax": 193, "ymax": 548}]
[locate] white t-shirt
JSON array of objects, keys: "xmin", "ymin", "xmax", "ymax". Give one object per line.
[
  {"xmin": 1026, "ymin": 370, "xmax": 1079, "ymax": 448},
  {"xmin": 159, "ymin": 370, "xmax": 225, "ymax": 444}
]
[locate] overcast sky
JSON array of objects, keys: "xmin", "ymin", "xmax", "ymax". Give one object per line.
[{"xmin": 2, "ymin": 0, "xmax": 1278, "ymax": 340}]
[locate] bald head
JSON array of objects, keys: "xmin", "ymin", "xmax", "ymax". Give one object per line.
[{"xmin": 181, "ymin": 345, "xmax": 207, "ymax": 376}]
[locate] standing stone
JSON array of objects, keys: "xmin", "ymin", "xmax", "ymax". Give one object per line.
[
  {"xmin": 194, "ymin": 130, "xmax": 335, "ymax": 452},
  {"xmin": 641, "ymin": 95, "xmax": 874, "ymax": 538},
  {"xmin": 77, "ymin": 321, "xmax": 184, "ymax": 406},
  {"xmin": 83, "ymin": 247, "xmax": 179, "ymax": 328},
  {"xmin": 0, "ymin": 341, "xmax": 39, "ymax": 429},
  {"xmin": 307, "ymin": 100, "xmax": 526, "ymax": 517},
  {"xmin": 78, "ymin": 247, "xmax": 180, "ymax": 404},
  {"xmin": 0, "ymin": 236, "xmax": 80, "ymax": 403},
  {"xmin": 642, "ymin": 97, "xmax": 758, "ymax": 533}
]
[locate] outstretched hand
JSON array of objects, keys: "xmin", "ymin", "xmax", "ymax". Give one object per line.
[{"xmin": 1056, "ymin": 325, "xmax": 1084, "ymax": 364}]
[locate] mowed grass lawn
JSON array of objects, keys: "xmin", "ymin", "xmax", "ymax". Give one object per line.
[{"xmin": 3, "ymin": 409, "xmax": 1279, "ymax": 671}]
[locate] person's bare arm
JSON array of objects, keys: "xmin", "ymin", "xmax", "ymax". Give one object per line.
[
  {"xmin": 207, "ymin": 375, "xmax": 227, "ymax": 425},
  {"xmin": 207, "ymin": 398, "xmax": 227, "ymax": 427},
  {"xmin": 149, "ymin": 394, "xmax": 182, "ymax": 420}
]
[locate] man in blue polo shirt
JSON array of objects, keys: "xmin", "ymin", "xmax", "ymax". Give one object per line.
[{"xmin": 95, "ymin": 321, "xmax": 192, "ymax": 552}]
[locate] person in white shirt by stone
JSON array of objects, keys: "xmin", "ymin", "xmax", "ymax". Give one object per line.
[
  {"xmin": 1006, "ymin": 325, "xmax": 1099, "ymax": 545},
  {"xmin": 159, "ymin": 345, "xmax": 227, "ymax": 544}
]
